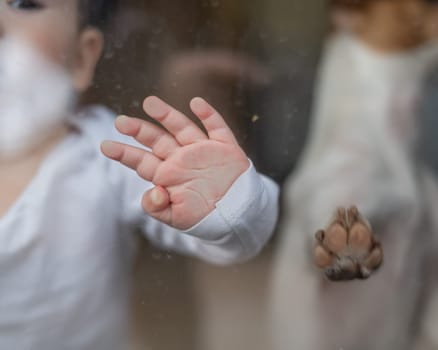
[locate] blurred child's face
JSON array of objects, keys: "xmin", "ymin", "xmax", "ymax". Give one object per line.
[
  {"xmin": 0, "ymin": 0, "xmax": 104, "ymax": 160},
  {"xmin": 0, "ymin": 0, "xmax": 104, "ymax": 91}
]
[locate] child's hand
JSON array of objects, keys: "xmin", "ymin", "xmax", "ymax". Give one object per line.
[{"xmin": 101, "ymin": 96, "xmax": 250, "ymax": 230}]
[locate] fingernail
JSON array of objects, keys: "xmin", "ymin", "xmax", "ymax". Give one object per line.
[
  {"xmin": 101, "ymin": 141, "xmax": 119, "ymax": 158},
  {"xmin": 150, "ymin": 188, "xmax": 164, "ymax": 206},
  {"xmin": 190, "ymin": 97, "xmax": 211, "ymax": 117},
  {"xmin": 144, "ymin": 96, "xmax": 169, "ymax": 117},
  {"xmin": 115, "ymin": 115, "xmax": 131, "ymax": 130}
]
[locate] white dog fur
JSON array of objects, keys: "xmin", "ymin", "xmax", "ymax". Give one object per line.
[{"xmin": 271, "ymin": 32, "xmax": 438, "ymax": 350}]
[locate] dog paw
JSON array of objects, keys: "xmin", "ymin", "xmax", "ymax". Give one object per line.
[{"xmin": 313, "ymin": 206, "xmax": 383, "ymax": 281}]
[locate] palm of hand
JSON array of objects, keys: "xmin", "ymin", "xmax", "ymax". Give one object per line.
[{"xmin": 101, "ymin": 96, "xmax": 249, "ymax": 230}]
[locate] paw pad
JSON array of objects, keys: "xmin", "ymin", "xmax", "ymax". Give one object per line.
[{"xmin": 313, "ymin": 206, "xmax": 383, "ymax": 281}]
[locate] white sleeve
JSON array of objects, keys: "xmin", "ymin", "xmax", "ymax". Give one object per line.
[{"xmin": 137, "ymin": 163, "xmax": 279, "ymax": 265}]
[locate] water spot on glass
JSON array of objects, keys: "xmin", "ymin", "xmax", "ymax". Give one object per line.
[
  {"xmin": 104, "ymin": 50, "xmax": 115, "ymax": 60},
  {"xmin": 279, "ymin": 36, "xmax": 289, "ymax": 43},
  {"xmin": 210, "ymin": 0, "xmax": 220, "ymax": 8},
  {"xmin": 152, "ymin": 253, "xmax": 162, "ymax": 260},
  {"xmin": 234, "ymin": 99, "xmax": 244, "ymax": 107},
  {"xmin": 148, "ymin": 41, "xmax": 159, "ymax": 49},
  {"xmin": 259, "ymin": 31, "xmax": 268, "ymax": 40},
  {"xmin": 151, "ymin": 25, "xmax": 164, "ymax": 35},
  {"xmin": 114, "ymin": 40, "xmax": 124, "ymax": 50}
]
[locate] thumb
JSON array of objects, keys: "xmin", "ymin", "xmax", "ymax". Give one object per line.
[{"xmin": 142, "ymin": 186, "xmax": 170, "ymax": 213}]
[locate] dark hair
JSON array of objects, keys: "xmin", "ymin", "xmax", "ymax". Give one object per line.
[{"xmin": 79, "ymin": 0, "xmax": 118, "ymax": 30}]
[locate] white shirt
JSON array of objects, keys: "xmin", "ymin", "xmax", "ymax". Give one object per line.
[{"xmin": 0, "ymin": 106, "xmax": 279, "ymax": 350}]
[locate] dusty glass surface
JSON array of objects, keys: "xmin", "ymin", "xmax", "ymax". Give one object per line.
[
  {"xmin": 2, "ymin": 0, "xmax": 438, "ymax": 349},
  {"xmin": 89, "ymin": 2, "xmax": 324, "ymax": 348}
]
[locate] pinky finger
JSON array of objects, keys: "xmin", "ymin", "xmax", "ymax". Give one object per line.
[{"xmin": 101, "ymin": 141, "xmax": 161, "ymax": 181}]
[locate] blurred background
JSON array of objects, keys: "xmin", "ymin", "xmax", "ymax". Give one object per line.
[{"xmin": 83, "ymin": 0, "xmax": 438, "ymax": 349}]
